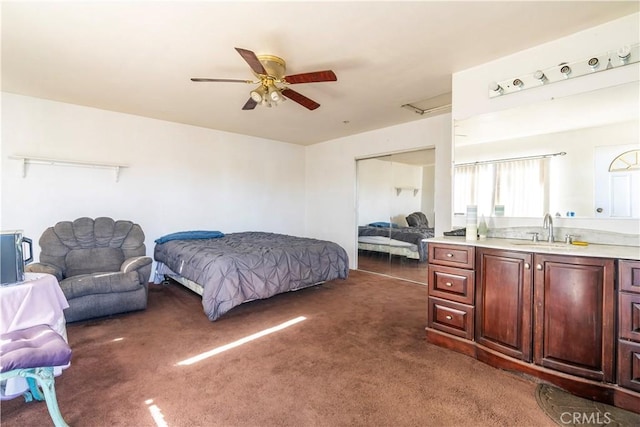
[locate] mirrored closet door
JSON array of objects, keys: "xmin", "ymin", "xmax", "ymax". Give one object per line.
[{"xmin": 356, "ymin": 148, "xmax": 435, "ymax": 284}]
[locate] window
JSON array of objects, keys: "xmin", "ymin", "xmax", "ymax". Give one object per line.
[{"xmin": 454, "ymin": 158, "xmax": 547, "ymax": 217}]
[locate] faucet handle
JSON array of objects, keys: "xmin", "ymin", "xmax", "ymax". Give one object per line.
[
  {"xmin": 565, "ymin": 234, "xmax": 574, "ymax": 244},
  {"xmin": 527, "ymin": 232, "xmax": 540, "ymax": 242}
]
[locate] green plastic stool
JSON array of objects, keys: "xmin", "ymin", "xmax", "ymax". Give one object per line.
[{"xmin": 0, "ymin": 325, "xmax": 72, "ymax": 427}]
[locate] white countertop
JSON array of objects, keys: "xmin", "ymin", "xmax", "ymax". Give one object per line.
[{"xmin": 427, "ymin": 236, "xmax": 640, "ymax": 261}]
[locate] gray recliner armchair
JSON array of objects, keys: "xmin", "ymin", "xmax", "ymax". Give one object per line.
[{"xmin": 26, "ymin": 217, "xmax": 152, "ymax": 323}]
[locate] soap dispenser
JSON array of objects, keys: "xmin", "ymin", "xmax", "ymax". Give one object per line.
[{"xmin": 478, "ymin": 215, "xmax": 488, "ymax": 240}]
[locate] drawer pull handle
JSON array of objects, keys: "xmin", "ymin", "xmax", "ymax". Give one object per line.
[
  {"xmin": 445, "ymin": 282, "xmax": 453, "ymax": 287},
  {"xmin": 446, "ymin": 253, "xmax": 453, "ymax": 258},
  {"xmin": 445, "ymin": 315, "xmax": 453, "ymax": 320},
  {"xmin": 536, "ymin": 264, "xmax": 543, "ymax": 270},
  {"xmin": 524, "ymin": 263, "xmax": 530, "ymax": 270}
]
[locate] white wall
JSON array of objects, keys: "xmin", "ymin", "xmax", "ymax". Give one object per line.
[
  {"xmin": 304, "ymin": 114, "xmax": 452, "ymax": 268},
  {"xmin": 356, "ymin": 158, "xmax": 392, "ymax": 226},
  {"xmin": 1, "ymin": 93, "xmax": 306, "ymax": 262},
  {"xmin": 421, "ymin": 164, "xmax": 436, "ymax": 226}
]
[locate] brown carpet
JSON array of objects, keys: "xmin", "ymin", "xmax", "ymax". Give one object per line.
[
  {"xmin": 1, "ymin": 270, "xmax": 556, "ymax": 427},
  {"xmin": 536, "ymin": 383, "xmax": 640, "ymax": 427}
]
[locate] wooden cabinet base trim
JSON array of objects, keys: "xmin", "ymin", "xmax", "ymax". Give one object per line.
[
  {"xmin": 476, "ymin": 345, "xmax": 640, "ymax": 414},
  {"xmin": 425, "ymin": 328, "xmax": 476, "ymax": 358}
]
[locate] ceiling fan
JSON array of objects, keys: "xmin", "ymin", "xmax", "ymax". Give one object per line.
[{"xmin": 191, "ymin": 47, "xmax": 337, "ymax": 111}]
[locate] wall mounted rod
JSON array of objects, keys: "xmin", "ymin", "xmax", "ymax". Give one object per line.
[{"xmin": 455, "ymin": 151, "xmax": 566, "ymax": 167}]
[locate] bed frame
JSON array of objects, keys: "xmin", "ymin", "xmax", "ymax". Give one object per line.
[
  {"xmin": 357, "ymin": 236, "xmax": 422, "ymax": 260},
  {"xmin": 155, "ymin": 262, "xmax": 204, "ymax": 295}
]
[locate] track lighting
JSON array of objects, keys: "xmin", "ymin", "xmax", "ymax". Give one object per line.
[
  {"xmin": 533, "ymin": 70, "xmax": 546, "ymax": 82},
  {"xmin": 488, "ymin": 43, "xmax": 639, "ymax": 98},
  {"xmin": 618, "ymin": 46, "xmax": 631, "ymax": 62},
  {"xmin": 488, "ymin": 81, "xmax": 503, "ymax": 94}
]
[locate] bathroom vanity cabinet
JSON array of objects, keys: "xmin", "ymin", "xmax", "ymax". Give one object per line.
[
  {"xmin": 533, "ymin": 253, "xmax": 615, "ymax": 382},
  {"xmin": 618, "ymin": 259, "xmax": 640, "ymax": 392},
  {"xmin": 426, "ymin": 239, "xmax": 639, "ymax": 413},
  {"xmin": 475, "ymin": 248, "xmax": 533, "ymax": 362}
]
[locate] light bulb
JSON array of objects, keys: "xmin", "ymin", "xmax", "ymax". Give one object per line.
[
  {"xmin": 250, "ymin": 90, "xmax": 263, "ymax": 103},
  {"xmin": 268, "ymin": 85, "xmax": 282, "ymax": 102},
  {"xmin": 617, "ymin": 45, "xmax": 631, "ymax": 61},
  {"xmin": 489, "ymin": 81, "xmax": 503, "ymax": 94},
  {"xmin": 533, "ymin": 70, "xmax": 546, "ymax": 82}
]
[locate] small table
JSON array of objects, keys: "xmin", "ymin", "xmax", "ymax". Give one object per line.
[{"xmin": 0, "ymin": 272, "xmax": 70, "ymax": 399}]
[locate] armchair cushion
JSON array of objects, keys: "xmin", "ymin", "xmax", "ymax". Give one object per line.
[
  {"xmin": 65, "ymin": 247, "xmax": 124, "ymax": 278},
  {"xmin": 61, "ymin": 271, "xmax": 141, "ymax": 299}
]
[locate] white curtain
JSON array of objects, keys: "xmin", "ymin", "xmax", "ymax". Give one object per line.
[{"xmin": 454, "ymin": 158, "xmax": 547, "ymax": 217}]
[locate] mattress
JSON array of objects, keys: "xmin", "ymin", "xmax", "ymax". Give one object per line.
[{"xmin": 154, "ymin": 231, "xmax": 349, "ymax": 321}]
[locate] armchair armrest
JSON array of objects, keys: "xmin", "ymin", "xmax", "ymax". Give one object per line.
[
  {"xmin": 121, "ymin": 256, "xmax": 153, "ymax": 285},
  {"xmin": 25, "ymin": 262, "xmax": 64, "ymax": 282},
  {"xmin": 121, "ymin": 256, "xmax": 153, "ymax": 274}
]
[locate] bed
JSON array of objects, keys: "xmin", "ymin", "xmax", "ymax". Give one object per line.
[
  {"xmin": 357, "ymin": 224, "xmax": 434, "ymax": 262},
  {"xmin": 154, "ymin": 231, "xmax": 349, "ymax": 321}
]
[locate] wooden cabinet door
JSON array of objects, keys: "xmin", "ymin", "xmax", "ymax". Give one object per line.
[
  {"xmin": 476, "ymin": 248, "xmax": 533, "ymax": 361},
  {"xmin": 533, "ymin": 254, "xmax": 615, "ymax": 382}
]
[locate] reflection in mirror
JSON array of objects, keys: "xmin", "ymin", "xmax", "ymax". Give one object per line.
[
  {"xmin": 454, "ymin": 81, "xmax": 640, "ymax": 220},
  {"xmin": 356, "ymin": 149, "xmax": 435, "ymax": 284}
]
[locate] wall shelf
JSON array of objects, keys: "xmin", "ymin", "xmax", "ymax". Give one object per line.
[
  {"xmin": 9, "ymin": 155, "xmax": 128, "ymax": 182},
  {"xmin": 395, "ymin": 187, "xmax": 419, "ymax": 196}
]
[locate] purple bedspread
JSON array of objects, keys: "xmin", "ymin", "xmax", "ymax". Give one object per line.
[{"xmin": 154, "ymin": 232, "xmax": 349, "ymax": 321}]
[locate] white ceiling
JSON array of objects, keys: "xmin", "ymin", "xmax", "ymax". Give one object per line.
[{"xmin": 2, "ymin": 1, "xmax": 638, "ymax": 146}]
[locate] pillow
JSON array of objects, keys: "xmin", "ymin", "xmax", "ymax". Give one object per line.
[
  {"xmin": 406, "ymin": 212, "xmax": 428, "ymax": 227},
  {"xmin": 368, "ymin": 222, "xmax": 398, "ymax": 228},
  {"xmin": 155, "ymin": 230, "xmax": 225, "ymax": 244}
]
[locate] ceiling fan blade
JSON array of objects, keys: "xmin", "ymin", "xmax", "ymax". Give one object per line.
[
  {"xmin": 281, "ymin": 88, "xmax": 320, "ymax": 110},
  {"xmin": 284, "ymin": 70, "xmax": 337, "ymax": 84},
  {"xmin": 191, "ymin": 78, "xmax": 253, "ymax": 83},
  {"xmin": 235, "ymin": 47, "xmax": 267, "ymax": 75},
  {"xmin": 242, "ymin": 98, "xmax": 258, "ymax": 110}
]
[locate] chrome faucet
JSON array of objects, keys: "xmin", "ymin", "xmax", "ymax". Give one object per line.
[{"xmin": 542, "ymin": 213, "xmax": 554, "ymax": 243}]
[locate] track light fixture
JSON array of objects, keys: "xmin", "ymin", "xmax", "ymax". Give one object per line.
[{"xmin": 489, "ymin": 43, "xmax": 639, "ymax": 98}]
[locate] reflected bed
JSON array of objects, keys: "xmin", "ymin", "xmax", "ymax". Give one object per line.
[{"xmin": 357, "ymin": 225, "xmax": 434, "ymax": 262}]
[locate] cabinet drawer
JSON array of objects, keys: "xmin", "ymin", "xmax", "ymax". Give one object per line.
[
  {"xmin": 620, "ymin": 260, "xmax": 640, "ymax": 294},
  {"xmin": 428, "ymin": 243, "xmax": 475, "ymax": 269},
  {"xmin": 618, "ymin": 340, "xmax": 640, "ymax": 392},
  {"xmin": 619, "ymin": 292, "xmax": 640, "ymax": 342},
  {"xmin": 428, "ymin": 264, "xmax": 475, "ymax": 304},
  {"xmin": 427, "ymin": 297, "xmax": 474, "ymax": 340}
]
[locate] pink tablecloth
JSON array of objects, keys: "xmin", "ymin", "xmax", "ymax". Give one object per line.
[{"xmin": 0, "ymin": 272, "xmax": 70, "ymax": 399}]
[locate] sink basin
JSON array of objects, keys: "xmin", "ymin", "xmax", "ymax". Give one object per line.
[
  {"xmin": 509, "ymin": 241, "xmax": 585, "ymax": 250},
  {"xmin": 511, "ymin": 241, "xmax": 571, "ymax": 248}
]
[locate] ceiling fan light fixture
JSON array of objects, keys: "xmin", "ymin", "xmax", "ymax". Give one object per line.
[
  {"xmin": 192, "ymin": 47, "xmax": 336, "ymax": 111},
  {"xmin": 269, "ymin": 85, "xmax": 282, "ymax": 102},
  {"xmin": 250, "ymin": 87, "xmax": 265, "ymax": 103}
]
